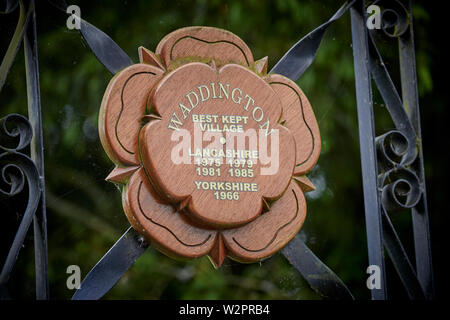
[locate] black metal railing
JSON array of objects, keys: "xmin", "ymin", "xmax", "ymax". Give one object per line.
[
  {"xmin": 1, "ymin": 0, "xmax": 48, "ymax": 299},
  {"xmin": 351, "ymin": 0, "xmax": 433, "ymax": 299},
  {"xmin": 0, "ymin": 0, "xmax": 433, "ymax": 300}
]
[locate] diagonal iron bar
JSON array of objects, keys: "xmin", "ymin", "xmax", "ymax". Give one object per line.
[
  {"xmin": 270, "ymin": 0, "xmax": 356, "ymax": 81},
  {"xmin": 48, "ymin": 0, "xmax": 133, "ymax": 74},
  {"xmin": 367, "ymin": 33, "xmax": 417, "ymax": 165},
  {"xmin": 0, "ymin": 0, "xmax": 33, "ymax": 93},
  {"xmin": 72, "ymin": 227, "xmax": 149, "ymax": 300},
  {"xmin": 271, "ymin": 0, "xmax": 356, "ymax": 299},
  {"xmin": 282, "ymin": 235, "xmax": 354, "ymax": 300},
  {"xmin": 77, "ymin": 18, "xmax": 133, "ymax": 74},
  {"xmin": 381, "ymin": 209, "xmax": 425, "ymax": 299}
]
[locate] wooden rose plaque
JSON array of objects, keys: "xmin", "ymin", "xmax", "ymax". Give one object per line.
[{"xmin": 98, "ymin": 27, "xmax": 321, "ymax": 267}]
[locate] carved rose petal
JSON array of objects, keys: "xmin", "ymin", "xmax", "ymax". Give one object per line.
[
  {"xmin": 185, "ymin": 123, "xmax": 296, "ymax": 227},
  {"xmin": 267, "ymin": 74, "xmax": 321, "ymax": 175},
  {"xmin": 155, "ymin": 26, "xmax": 254, "ymax": 69},
  {"xmin": 123, "ymin": 168, "xmax": 216, "ymax": 259},
  {"xmin": 99, "ymin": 63, "xmax": 164, "ymax": 166},
  {"xmin": 222, "ymin": 179, "xmax": 306, "ymax": 262},
  {"xmin": 139, "ymin": 62, "xmax": 295, "ymax": 228}
]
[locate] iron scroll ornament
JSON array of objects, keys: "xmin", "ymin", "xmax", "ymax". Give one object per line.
[
  {"xmin": 1, "ymin": 0, "xmax": 49, "ymax": 299},
  {"xmin": 351, "ymin": 0, "xmax": 433, "ymax": 299},
  {"xmin": 0, "ymin": 114, "xmax": 41, "ymax": 296}
]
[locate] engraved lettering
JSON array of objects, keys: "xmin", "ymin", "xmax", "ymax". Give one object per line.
[
  {"xmin": 210, "ymin": 82, "xmax": 218, "ymax": 99},
  {"xmin": 194, "ymin": 181, "xmax": 258, "ymax": 192},
  {"xmin": 166, "ymin": 82, "xmax": 273, "ymax": 135},
  {"xmin": 198, "ymin": 84, "xmax": 210, "ymax": 102},
  {"xmin": 218, "ymin": 83, "xmax": 230, "ymax": 100},
  {"xmin": 252, "ymin": 106, "xmax": 264, "ymax": 122},
  {"xmin": 243, "ymin": 94, "xmax": 254, "ymax": 111},
  {"xmin": 186, "ymin": 91, "xmax": 199, "ymax": 109},
  {"xmin": 179, "ymin": 103, "xmax": 191, "ymax": 119},
  {"xmin": 168, "ymin": 112, "xmax": 183, "ymax": 130},
  {"xmin": 231, "ymin": 87, "xmax": 242, "ymax": 105},
  {"xmin": 259, "ymin": 119, "xmax": 274, "ymax": 136}
]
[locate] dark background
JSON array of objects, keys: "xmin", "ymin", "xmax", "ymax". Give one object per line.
[{"xmin": 1, "ymin": 0, "xmax": 448, "ymax": 300}]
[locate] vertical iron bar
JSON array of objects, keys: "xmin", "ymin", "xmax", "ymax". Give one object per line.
[
  {"xmin": 350, "ymin": 0, "xmax": 387, "ymax": 299},
  {"xmin": 398, "ymin": 0, "xmax": 434, "ymax": 299},
  {"xmin": 23, "ymin": 0, "xmax": 49, "ymax": 300}
]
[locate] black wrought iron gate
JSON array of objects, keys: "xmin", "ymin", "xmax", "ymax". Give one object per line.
[{"xmin": 0, "ymin": 0, "xmax": 434, "ymax": 300}]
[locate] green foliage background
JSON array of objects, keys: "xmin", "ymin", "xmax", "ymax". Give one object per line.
[{"xmin": 1, "ymin": 0, "xmax": 443, "ymax": 300}]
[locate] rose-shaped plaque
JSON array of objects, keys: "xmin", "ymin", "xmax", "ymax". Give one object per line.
[{"xmin": 99, "ymin": 27, "xmax": 321, "ymax": 267}]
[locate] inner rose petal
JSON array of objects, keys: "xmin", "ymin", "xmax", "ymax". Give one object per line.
[{"xmin": 139, "ymin": 62, "xmax": 296, "ymax": 229}]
